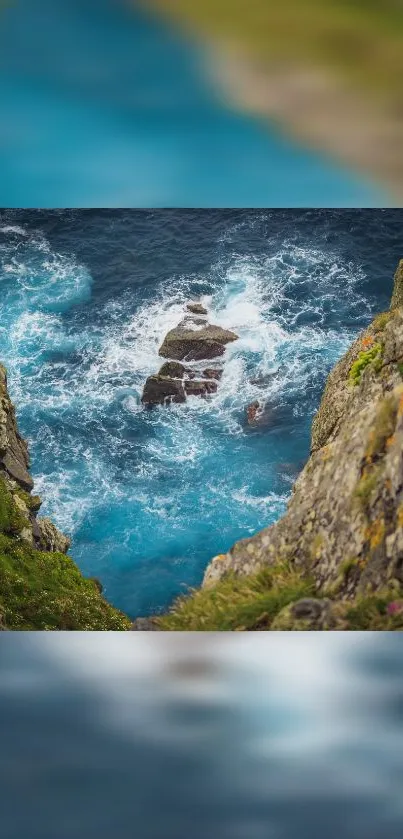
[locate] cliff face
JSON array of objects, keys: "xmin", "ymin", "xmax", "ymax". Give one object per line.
[
  {"xmin": 159, "ymin": 260, "xmax": 403, "ymax": 630},
  {"xmin": 0, "ymin": 365, "xmax": 130, "ymax": 630}
]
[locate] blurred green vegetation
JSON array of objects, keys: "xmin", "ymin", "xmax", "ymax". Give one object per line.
[{"xmin": 147, "ymin": 0, "xmax": 403, "ymax": 102}]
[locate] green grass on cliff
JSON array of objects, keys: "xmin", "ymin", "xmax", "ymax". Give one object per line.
[
  {"xmin": 0, "ymin": 476, "xmax": 130, "ymax": 630},
  {"xmin": 0, "ymin": 534, "xmax": 131, "ymax": 630},
  {"xmin": 158, "ymin": 564, "xmax": 314, "ymax": 631}
]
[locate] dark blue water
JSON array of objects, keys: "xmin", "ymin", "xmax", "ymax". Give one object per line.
[
  {"xmin": 0, "ymin": 0, "xmax": 387, "ymax": 207},
  {"xmin": 0, "ymin": 209, "xmax": 401, "ymax": 617}
]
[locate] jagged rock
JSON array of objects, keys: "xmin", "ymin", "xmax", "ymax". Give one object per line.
[
  {"xmin": 158, "ymin": 361, "xmax": 187, "ymax": 379},
  {"xmin": 37, "ymin": 518, "xmax": 71, "ymax": 554},
  {"xmin": 184, "ymin": 379, "xmax": 218, "ymax": 397},
  {"xmin": 141, "ymin": 375, "xmax": 186, "ymax": 406},
  {"xmin": 203, "ymin": 368, "xmax": 223, "ymax": 380},
  {"xmin": 202, "ymin": 260, "xmax": 403, "ymax": 603},
  {"xmin": 0, "ymin": 364, "xmax": 33, "ymax": 491},
  {"xmin": 159, "ymin": 323, "xmax": 239, "ymax": 361},
  {"xmin": 186, "ymin": 302, "xmax": 207, "ymax": 316}
]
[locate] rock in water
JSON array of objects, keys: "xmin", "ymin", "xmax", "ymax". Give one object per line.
[
  {"xmin": 184, "ymin": 380, "xmax": 218, "ymax": 397},
  {"xmin": 186, "ymin": 302, "xmax": 207, "ymax": 315},
  {"xmin": 158, "ymin": 323, "xmax": 239, "ymax": 361},
  {"xmin": 141, "ymin": 375, "xmax": 186, "ymax": 406},
  {"xmin": 158, "ymin": 361, "xmax": 187, "ymax": 379}
]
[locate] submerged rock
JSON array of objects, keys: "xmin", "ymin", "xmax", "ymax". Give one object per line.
[
  {"xmin": 141, "ymin": 375, "xmax": 186, "ymax": 406},
  {"xmin": 159, "ymin": 322, "xmax": 238, "ymax": 361}
]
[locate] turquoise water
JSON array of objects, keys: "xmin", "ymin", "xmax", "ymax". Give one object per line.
[
  {"xmin": 0, "ymin": 209, "xmax": 400, "ymax": 617},
  {"xmin": 0, "ymin": 0, "xmax": 387, "ymax": 207}
]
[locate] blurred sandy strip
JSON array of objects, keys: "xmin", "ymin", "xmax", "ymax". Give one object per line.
[{"xmin": 141, "ymin": 0, "xmax": 403, "ymax": 200}]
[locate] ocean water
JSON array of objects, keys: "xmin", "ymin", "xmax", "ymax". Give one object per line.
[
  {"xmin": 0, "ymin": 0, "xmax": 387, "ymax": 207},
  {"xmin": 0, "ymin": 209, "xmax": 401, "ymax": 618}
]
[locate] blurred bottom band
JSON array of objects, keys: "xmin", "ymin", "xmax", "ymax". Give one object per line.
[{"xmin": 0, "ymin": 633, "xmax": 402, "ymax": 839}]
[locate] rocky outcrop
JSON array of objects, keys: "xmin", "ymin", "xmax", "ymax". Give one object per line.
[{"xmin": 142, "ymin": 303, "xmax": 238, "ymax": 406}]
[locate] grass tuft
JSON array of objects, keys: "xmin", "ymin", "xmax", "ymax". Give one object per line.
[{"xmin": 157, "ymin": 564, "xmax": 314, "ymax": 630}]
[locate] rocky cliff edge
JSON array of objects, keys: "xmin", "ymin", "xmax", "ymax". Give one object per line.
[
  {"xmin": 0, "ymin": 365, "xmax": 130, "ymax": 630},
  {"xmin": 157, "ymin": 259, "xmax": 403, "ymax": 630}
]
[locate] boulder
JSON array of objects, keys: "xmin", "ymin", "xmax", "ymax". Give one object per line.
[
  {"xmin": 159, "ymin": 323, "xmax": 238, "ymax": 361},
  {"xmin": 186, "ymin": 302, "xmax": 207, "ymax": 316},
  {"xmin": 141, "ymin": 375, "xmax": 186, "ymax": 406},
  {"xmin": 184, "ymin": 380, "xmax": 218, "ymax": 397}
]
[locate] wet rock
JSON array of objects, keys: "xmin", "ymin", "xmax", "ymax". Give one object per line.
[
  {"xmin": 186, "ymin": 302, "xmax": 207, "ymax": 316},
  {"xmin": 141, "ymin": 375, "xmax": 186, "ymax": 406},
  {"xmin": 159, "ymin": 323, "xmax": 238, "ymax": 361},
  {"xmin": 184, "ymin": 380, "xmax": 218, "ymax": 397},
  {"xmin": 203, "ymin": 368, "xmax": 223, "ymax": 380}
]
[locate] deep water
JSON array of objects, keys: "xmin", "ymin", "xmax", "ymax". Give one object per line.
[
  {"xmin": 0, "ymin": 209, "xmax": 401, "ymax": 618},
  {"xmin": 0, "ymin": 0, "xmax": 388, "ymax": 206}
]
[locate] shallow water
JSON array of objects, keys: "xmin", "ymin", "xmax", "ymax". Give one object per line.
[
  {"xmin": 0, "ymin": 0, "xmax": 387, "ymax": 206},
  {"xmin": 0, "ymin": 209, "xmax": 400, "ymax": 616}
]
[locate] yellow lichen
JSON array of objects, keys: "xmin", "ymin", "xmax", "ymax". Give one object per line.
[{"xmin": 365, "ymin": 519, "xmax": 386, "ymax": 550}]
